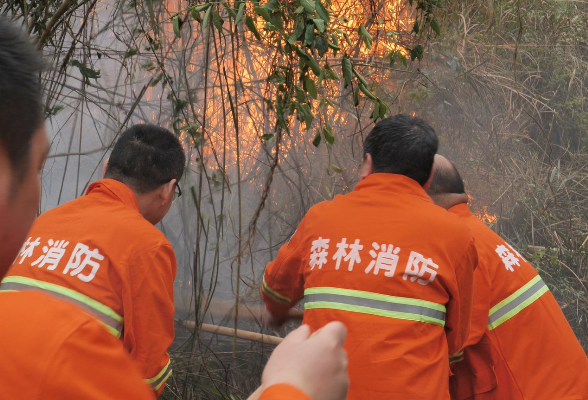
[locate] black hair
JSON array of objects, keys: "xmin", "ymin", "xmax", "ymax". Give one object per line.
[
  {"xmin": 363, "ymin": 114, "xmax": 439, "ymax": 185},
  {"xmin": 427, "ymin": 156, "xmax": 466, "ymax": 195},
  {"xmin": 105, "ymin": 124, "xmax": 186, "ymax": 193},
  {"xmin": 0, "ymin": 17, "xmax": 44, "ymax": 177}
]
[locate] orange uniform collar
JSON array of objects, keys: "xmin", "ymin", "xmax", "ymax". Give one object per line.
[
  {"xmin": 85, "ymin": 179, "xmax": 140, "ymax": 212},
  {"xmin": 447, "ymin": 202, "xmax": 472, "ymax": 218},
  {"xmin": 354, "ymin": 173, "xmax": 433, "ymax": 203}
]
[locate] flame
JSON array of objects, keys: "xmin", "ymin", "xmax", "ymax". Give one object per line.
[{"xmin": 467, "ymin": 194, "xmax": 497, "ymax": 225}]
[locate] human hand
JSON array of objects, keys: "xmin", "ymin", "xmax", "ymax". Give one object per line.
[{"xmin": 260, "ymin": 322, "xmax": 349, "ymax": 400}]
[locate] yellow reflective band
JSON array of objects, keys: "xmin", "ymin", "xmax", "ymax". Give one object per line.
[
  {"xmin": 146, "ymin": 359, "xmax": 172, "ymax": 390},
  {"xmin": 449, "ymin": 350, "xmax": 464, "ymax": 365},
  {"xmin": 0, "ymin": 276, "xmax": 123, "ymax": 338},
  {"xmin": 304, "ymin": 287, "xmax": 446, "ymax": 327},
  {"xmin": 262, "ymin": 276, "xmax": 293, "ymax": 304},
  {"xmin": 488, "ymin": 276, "xmax": 549, "ymax": 330}
]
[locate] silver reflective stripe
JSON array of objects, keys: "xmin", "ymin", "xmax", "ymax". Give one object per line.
[
  {"xmin": 147, "ymin": 359, "xmax": 172, "ymax": 391},
  {"xmin": 487, "ymin": 276, "xmax": 549, "ymax": 330},
  {"xmin": 0, "ymin": 281, "xmax": 123, "ymax": 338},
  {"xmin": 305, "ymin": 293, "xmax": 446, "ymax": 322}
]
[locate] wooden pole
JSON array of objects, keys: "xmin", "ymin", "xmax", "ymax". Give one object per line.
[{"xmin": 180, "ymin": 320, "xmax": 284, "ymax": 346}]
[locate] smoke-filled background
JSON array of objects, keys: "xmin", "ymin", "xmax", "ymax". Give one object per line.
[{"xmin": 3, "ymin": 0, "xmax": 588, "ymax": 397}]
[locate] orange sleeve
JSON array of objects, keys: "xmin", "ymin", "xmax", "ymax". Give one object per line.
[
  {"xmin": 445, "ymin": 238, "xmax": 477, "ymax": 355},
  {"xmin": 43, "ymin": 318, "xmax": 155, "ymax": 399},
  {"xmin": 261, "ymin": 221, "xmax": 307, "ymax": 318},
  {"xmin": 258, "ymin": 384, "xmax": 312, "ymax": 400},
  {"xmin": 123, "ymin": 243, "xmax": 176, "ymax": 395},
  {"xmin": 463, "ymin": 259, "xmax": 492, "ymax": 348}
]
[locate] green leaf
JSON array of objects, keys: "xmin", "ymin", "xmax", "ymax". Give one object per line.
[
  {"xmin": 312, "ymin": 130, "xmax": 322, "ymax": 147},
  {"xmin": 315, "ymin": 0, "xmax": 330, "ymax": 22},
  {"xmin": 295, "ymin": 85, "xmax": 306, "ymax": 103},
  {"xmin": 323, "ymin": 62, "xmax": 339, "ymax": 80},
  {"xmin": 212, "ymin": 8, "xmax": 224, "ymax": 31},
  {"xmin": 343, "ymin": 32, "xmax": 352, "ymax": 46},
  {"xmin": 151, "ymin": 72, "xmax": 164, "ymax": 87},
  {"xmin": 254, "ymin": 6, "xmax": 271, "ymax": 22},
  {"xmin": 353, "ymin": 86, "xmax": 360, "ymax": 106},
  {"xmin": 224, "ymin": 3, "xmax": 237, "ymax": 19},
  {"xmin": 323, "ymin": 125, "xmax": 335, "ymax": 144},
  {"xmin": 410, "ymin": 44, "xmax": 424, "ymax": 61},
  {"xmin": 295, "ymin": 46, "xmax": 310, "ymax": 60},
  {"xmin": 430, "ymin": 19, "xmax": 440, "ymax": 35},
  {"xmin": 235, "ymin": 2, "xmax": 246, "ymax": 24},
  {"xmin": 399, "ymin": 53, "xmax": 407, "ymax": 67},
  {"xmin": 342, "ymin": 56, "xmax": 352, "ymax": 88},
  {"xmin": 304, "ymin": 55, "xmax": 322, "ymax": 77},
  {"xmin": 265, "ymin": 0, "xmax": 280, "ymax": 11},
  {"xmin": 359, "ymin": 83, "xmax": 377, "ymax": 100},
  {"xmin": 372, "ymin": 102, "xmax": 380, "ymax": 121},
  {"xmin": 124, "ymin": 48, "xmax": 139, "ymax": 58},
  {"xmin": 359, "ymin": 23, "xmax": 372, "ymax": 50},
  {"xmin": 331, "ymin": 164, "xmax": 341, "ymax": 173},
  {"xmin": 261, "ymin": 134, "xmax": 275, "ymax": 142},
  {"xmin": 265, "ymin": 21, "xmax": 278, "ymax": 31},
  {"xmin": 69, "ymin": 60, "xmax": 101, "ymax": 81},
  {"xmin": 379, "ymin": 101, "xmax": 387, "ymax": 119},
  {"xmin": 305, "ymin": 24, "xmax": 315, "ymax": 45},
  {"xmin": 245, "ymin": 16, "xmax": 261, "ymax": 40},
  {"xmin": 304, "ymin": 76, "xmax": 318, "ymax": 99},
  {"xmin": 173, "ymin": 15, "xmax": 181, "ymax": 38},
  {"xmin": 313, "ymin": 18, "xmax": 325, "ymax": 32},
  {"xmin": 412, "ymin": 20, "xmax": 419, "ymax": 34},
  {"xmin": 191, "ymin": 6, "xmax": 201, "ymax": 22},
  {"xmin": 194, "ymin": 3, "xmax": 211, "ymax": 12},
  {"xmin": 300, "ymin": 0, "xmax": 316, "ymax": 14},
  {"xmin": 315, "ymin": 36, "xmax": 328, "ymax": 57},
  {"xmin": 46, "ymin": 104, "xmax": 64, "ymax": 117},
  {"xmin": 353, "ymin": 69, "xmax": 368, "ymax": 87},
  {"xmin": 202, "ymin": 6, "xmax": 212, "ymax": 29},
  {"xmin": 300, "ymin": 103, "xmax": 314, "ymax": 129},
  {"xmin": 294, "ymin": 20, "xmax": 305, "ymax": 39}
]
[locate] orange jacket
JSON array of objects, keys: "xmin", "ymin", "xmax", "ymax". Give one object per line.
[
  {"xmin": 0, "ymin": 290, "xmax": 155, "ymax": 399},
  {"xmin": 2, "ymin": 179, "xmax": 176, "ymax": 394},
  {"xmin": 262, "ymin": 174, "xmax": 478, "ymax": 400},
  {"xmin": 448, "ymin": 203, "xmax": 588, "ymax": 400},
  {"xmin": 258, "ymin": 384, "xmax": 311, "ymax": 400}
]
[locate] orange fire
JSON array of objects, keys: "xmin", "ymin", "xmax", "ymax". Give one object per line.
[{"xmin": 467, "ymin": 195, "xmax": 498, "ymax": 225}]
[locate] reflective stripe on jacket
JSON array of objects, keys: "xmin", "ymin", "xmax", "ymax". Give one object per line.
[
  {"xmin": 262, "ymin": 174, "xmax": 478, "ymax": 400},
  {"xmin": 2, "ymin": 179, "xmax": 176, "ymax": 395},
  {"xmin": 448, "ymin": 203, "xmax": 588, "ymax": 400}
]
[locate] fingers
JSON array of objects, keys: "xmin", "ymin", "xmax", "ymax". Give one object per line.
[
  {"xmin": 313, "ymin": 321, "xmax": 347, "ymax": 346},
  {"xmin": 280, "ymin": 324, "xmax": 311, "ymax": 346}
]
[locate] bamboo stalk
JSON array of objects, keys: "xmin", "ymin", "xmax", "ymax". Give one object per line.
[{"xmin": 180, "ymin": 320, "xmax": 284, "ymax": 346}]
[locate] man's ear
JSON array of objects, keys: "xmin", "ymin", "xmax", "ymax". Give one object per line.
[
  {"xmin": 102, "ymin": 159, "xmax": 109, "ymax": 179},
  {"xmin": 360, "ymin": 153, "xmax": 374, "ymax": 181},
  {"xmin": 160, "ymin": 179, "xmax": 176, "ymax": 205},
  {"xmin": 423, "ymin": 164, "xmax": 436, "ymax": 190}
]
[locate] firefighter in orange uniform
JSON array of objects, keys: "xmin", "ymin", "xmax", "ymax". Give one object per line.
[
  {"xmin": 261, "ymin": 115, "xmax": 479, "ymax": 400},
  {"xmin": 0, "ymin": 18, "xmax": 349, "ymax": 400},
  {"xmin": 2, "ymin": 124, "xmax": 185, "ymax": 395},
  {"xmin": 0, "ymin": 17, "xmax": 156, "ymax": 399},
  {"xmin": 427, "ymin": 155, "xmax": 588, "ymax": 400}
]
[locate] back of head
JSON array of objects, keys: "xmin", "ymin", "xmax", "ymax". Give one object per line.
[
  {"xmin": 427, "ymin": 155, "xmax": 465, "ymax": 196},
  {"xmin": 0, "ymin": 17, "xmax": 44, "ymax": 179},
  {"xmin": 105, "ymin": 124, "xmax": 186, "ymax": 193},
  {"xmin": 363, "ymin": 115, "xmax": 438, "ymax": 185}
]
